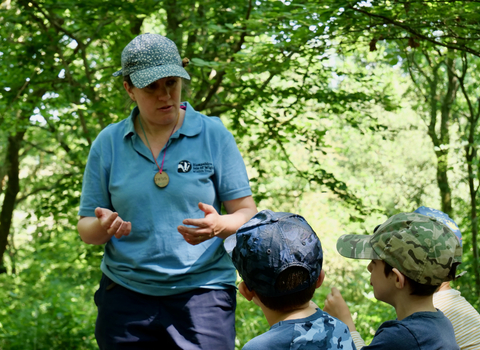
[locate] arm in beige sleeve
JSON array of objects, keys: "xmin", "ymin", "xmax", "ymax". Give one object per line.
[{"xmin": 350, "ymin": 330, "xmax": 367, "ymax": 349}]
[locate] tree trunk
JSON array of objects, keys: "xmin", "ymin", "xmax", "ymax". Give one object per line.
[
  {"xmin": 437, "ymin": 55, "xmax": 458, "ymax": 216},
  {"xmin": 466, "ymin": 145, "xmax": 480, "ymax": 296},
  {"xmin": 0, "ymin": 130, "xmax": 26, "ymax": 273},
  {"xmin": 436, "ymin": 153, "xmax": 452, "ymax": 216},
  {"xmin": 164, "ymin": 0, "xmax": 183, "ymax": 48},
  {"xmin": 454, "ymin": 52, "xmax": 480, "ymax": 297},
  {"xmin": 415, "ymin": 52, "xmax": 457, "ymax": 218}
]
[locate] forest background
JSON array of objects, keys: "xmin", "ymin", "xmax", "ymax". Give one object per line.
[{"xmin": 0, "ymin": 0, "xmax": 479, "ymax": 348}]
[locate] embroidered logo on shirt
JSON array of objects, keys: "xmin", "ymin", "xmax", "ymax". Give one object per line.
[
  {"xmin": 193, "ymin": 162, "xmax": 213, "ymax": 173},
  {"xmin": 178, "ymin": 161, "xmax": 214, "ymax": 173},
  {"xmin": 178, "ymin": 160, "xmax": 192, "ymax": 173}
]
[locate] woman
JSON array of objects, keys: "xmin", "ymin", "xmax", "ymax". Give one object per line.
[{"xmin": 77, "ymin": 33, "xmax": 257, "ymax": 349}]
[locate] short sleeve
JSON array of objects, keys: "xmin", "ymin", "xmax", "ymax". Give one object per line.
[
  {"xmin": 212, "ymin": 129, "xmax": 252, "ymax": 202},
  {"xmin": 78, "ymin": 138, "xmax": 113, "ymax": 217}
]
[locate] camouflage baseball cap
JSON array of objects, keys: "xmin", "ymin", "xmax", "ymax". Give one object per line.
[
  {"xmin": 113, "ymin": 33, "xmax": 190, "ymax": 88},
  {"xmin": 230, "ymin": 210, "xmax": 323, "ymax": 297},
  {"xmin": 336, "ymin": 212, "xmax": 462, "ymax": 286}
]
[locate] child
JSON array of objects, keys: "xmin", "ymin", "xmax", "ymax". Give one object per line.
[
  {"xmin": 228, "ymin": 210, "xmax": 356, "ymax": 350},
  {"xmin": 414, "ymin": 206, "xmax": 480, "ymax": 349},
  {"xmin": 324, "ymin": 212, "xmax": 461, "ymax": 350}
]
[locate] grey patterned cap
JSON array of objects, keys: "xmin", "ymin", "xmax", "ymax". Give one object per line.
[
  {"xmin": 113, "ymin": 33, "xmax": 190, "ymax": 88},
  {"xmin": 230, "ymin": 210, "xmax": 323, "ymax": 297}
]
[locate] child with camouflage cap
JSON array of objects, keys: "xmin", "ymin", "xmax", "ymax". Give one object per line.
[
  {"xmin": 227, "ymin": 210, "xmax": 356, "ymax": 350},
  {"xmin": 324, "ymin": 212, "xmax": 461, "ymax": 350},
  {"xmin": 414, "ymin": 206, "xmax": 480, "ymax": 349}
]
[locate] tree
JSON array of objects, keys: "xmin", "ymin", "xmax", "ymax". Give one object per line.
[
  {"xmin": 403, "ymin": 47, "xmax": 459, "ymax": 217},
  {"xmin": 0, "ymin": 0, "xmax": 392, "ymax": 269},
  {"xmin": 449, "ymin": 52, "xmax": 480, "ymax": 297},
  {"xmin": 1, "ymin": 0, "xmax": 478, "ymax": 347},
  {"xmin": 0, "ymin": 0, "xmax": 157, "ymax": 270},
  {"xmin": 312, "ymin": 0, "xmax": 480, "ymax": 297},
  {"xmin": 328, "ymin": 0, "xmax": 480, "ymax": 57}
]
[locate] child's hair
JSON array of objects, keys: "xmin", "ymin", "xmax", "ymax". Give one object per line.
[
  {"xmin": 256, "ymin": 266, "xmax": 317, "ymax": 312},
  {"xmin": 383, "ymin": 262, "xmax": 458, "ymax": 296}
]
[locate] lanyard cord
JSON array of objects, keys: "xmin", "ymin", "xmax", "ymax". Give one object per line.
[{"xmin": 138, "ymin": 112, "xmax": 179, "ymax": 174}]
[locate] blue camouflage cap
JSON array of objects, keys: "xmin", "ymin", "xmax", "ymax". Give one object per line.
[
  {"xmin": 229, "ymin": 210, "xmax": 323, "ymax": 297},
  {"xmin": 414, "ymin": 206, "xmax": 462, "ymax": 247},
  {"xmin": 113, "ymin": 33, "xmax": 190, "ymax": 88}
]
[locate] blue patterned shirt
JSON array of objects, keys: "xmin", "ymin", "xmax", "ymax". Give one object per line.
[{"xmin": 243, "ymin": 309, "xmax": 356, "ymax": 350}]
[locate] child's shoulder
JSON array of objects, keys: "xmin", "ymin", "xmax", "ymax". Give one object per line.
[
  {"xmin": 308, "ymin": 309, "xmax": 354, "ymax": 341},
  {"xmin": 374, "ymin": 311, "xmax": 458, "ymax": 349},
  {"xmin": 243, "ymin": 310, "xmax": 355, "ymax": 350},
  {"xmin": 380, "ymin": 310, "xmax": 452, "ymax": 331}
]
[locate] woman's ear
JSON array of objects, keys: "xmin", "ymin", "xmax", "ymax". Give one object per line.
[
  {"xmin": 238, "ymin": 281, "xmax": 255, "ymax": 301},
  {"xmin": 392, "ymin": 267, "xmax": 406, "ymax": 289},
  {"xmin": 123, "ymin": 81, "xmax": 135, "ymax": 101}
]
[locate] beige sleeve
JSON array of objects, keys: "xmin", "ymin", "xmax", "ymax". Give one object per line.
[{"xmin": 350, "ymin": 330, "xmax": 367, "ymax": 349}]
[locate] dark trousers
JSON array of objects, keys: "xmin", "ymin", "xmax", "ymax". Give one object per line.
[{"xmin": 94, "ymin": 274, "xmax": 236, "ymax": 350}]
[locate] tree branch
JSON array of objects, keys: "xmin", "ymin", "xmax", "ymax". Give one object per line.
[
  {"xmin": 196, "ymin": 0, "xmax": 253, "ymax": 111},
  {"xmin": 349, "ymin": 5, "xmax": 480, "ymax": 57}
]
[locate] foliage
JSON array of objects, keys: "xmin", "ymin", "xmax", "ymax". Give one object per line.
[
  {"xmin": 321, "ymin": 0, "xmax": 480, "ymax": 57},
  {"xmin": 311, "ymin": 0, "xmax": 480, "ymax": 297},
  {"xmin": 0, "ymin": 0, "xmax": 479, "ymax": 348},
  {"xmin": 0, "ymin": 226, "xmax": 101, "ymax": 348}
]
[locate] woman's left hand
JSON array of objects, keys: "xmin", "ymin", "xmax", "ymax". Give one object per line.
[{"xmin": 178, "ymin": 202, "xmax": 222, "ymax": 245}]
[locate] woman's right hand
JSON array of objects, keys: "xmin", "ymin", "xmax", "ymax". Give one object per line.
[{"xmin": 95, "ymin": 207, "xmax": 131, "ymax": 239}]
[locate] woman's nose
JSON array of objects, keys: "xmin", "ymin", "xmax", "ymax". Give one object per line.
[{"xmin": 157, "ymin": 86, "xmax": 170, "ymax": 100}]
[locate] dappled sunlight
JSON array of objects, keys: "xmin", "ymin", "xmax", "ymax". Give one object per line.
[{"xmin": 1, "ymin": 0, "xmax": 479, "ymax": 348}]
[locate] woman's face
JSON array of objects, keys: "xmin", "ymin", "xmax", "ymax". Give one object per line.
[{"xmin": 124, "ymin": 76, "xmax": 182, "ymax": 126}]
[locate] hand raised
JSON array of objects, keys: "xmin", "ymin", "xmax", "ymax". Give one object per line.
[
  {"xmin": 95, "ymin": 207, "xmax": 131, "ymax": 239},
  {"xmin": 177, "ymin": 202, "xmax": 221, "ymax": 245},
  {"xmin": 324, "ymin": 287, "xmax": 356, "ymax": 330}
]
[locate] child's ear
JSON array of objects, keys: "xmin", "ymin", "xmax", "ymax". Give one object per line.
[
  {"xmin": 392, "ymin": 268, "xmax": 406, "ymax": 289},
  {"xmin": 316, "ymin": 270, "xmax": 326, "ymax": 289},
  {"xmin": 238, "ymin": 281, "xmax": 255, "ymax": 301}
]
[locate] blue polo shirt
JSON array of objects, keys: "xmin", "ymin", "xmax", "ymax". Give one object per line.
[{"xmin": 78, "ymin": 102, "xmax": 252, "ymax": 296}]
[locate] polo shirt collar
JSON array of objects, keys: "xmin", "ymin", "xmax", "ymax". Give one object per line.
[
  {"xmin": 123, "ymin": 107, "xmax": 138, "ymax": 138},
  {"xmin": 176, "ymin": 102, "xmax": 202, "ymax": 138},
  {"xmin": 123, "ymin": 102, "xmax": 202, "ymax": 139}
]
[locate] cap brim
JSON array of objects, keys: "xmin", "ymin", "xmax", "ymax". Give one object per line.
[
  {"xmin": 223, "ymin": 234, "xmax": 236, "ymax": 259},
  {"xmin": 130, "ymin": 64, "xmax": 191, "ymax": 88},
  {"xmin": 112, "ymin": 69, "xmax": 123, "ymax": 77},
  {"xmin": 336, "ymin": 234, "xmax": 380, "ymax": 260}
]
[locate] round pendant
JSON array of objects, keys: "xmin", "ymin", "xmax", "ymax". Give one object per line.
[{"xmin": 154, "ymin": 171, "xmax": 169, "ymax": 188}]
